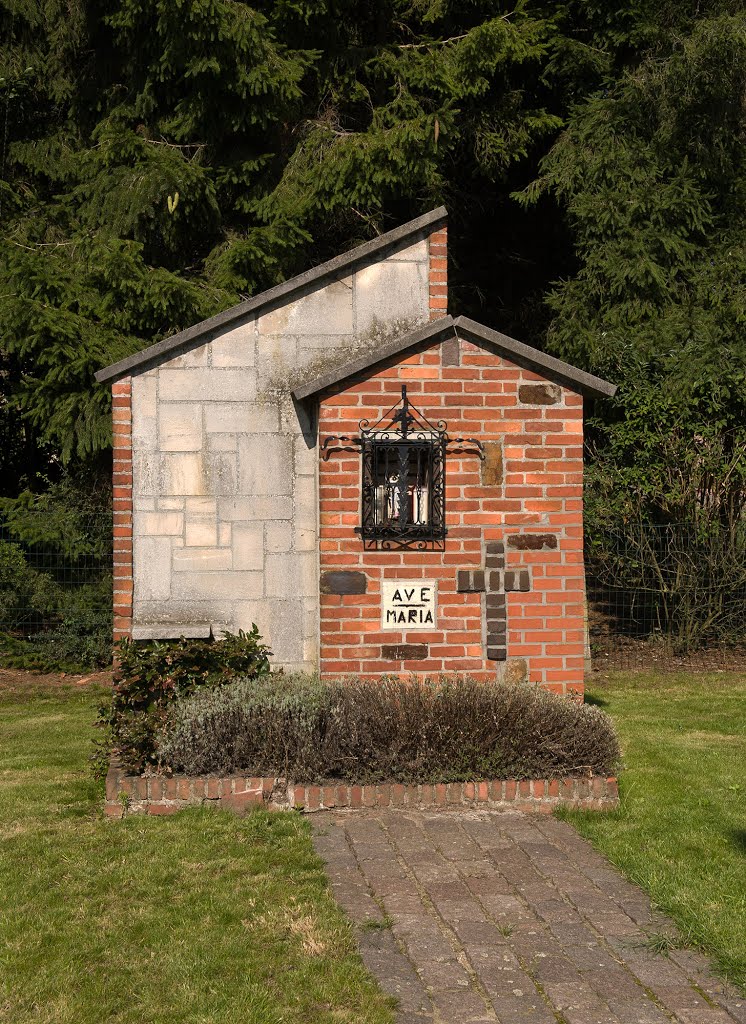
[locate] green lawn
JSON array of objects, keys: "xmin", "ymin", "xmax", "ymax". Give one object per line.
[
  {"xmin": 562, "ymin": 670, "xmax": 746, "ymax": 992},
  {"xmin": 0, "ymin": 683, "xmax": 394, "ymax": 1024}
]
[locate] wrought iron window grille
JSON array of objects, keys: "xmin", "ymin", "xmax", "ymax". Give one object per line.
[{"xmin": 321, "ymin": 385, "xmax": 484, "ymax": 549}]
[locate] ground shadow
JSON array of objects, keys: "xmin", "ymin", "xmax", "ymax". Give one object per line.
[
  {"xmin": 583, "ymin": 692, "xmax": 609, "ymax": 708},
  {"xmin": 730, "ymin": 829, "xmax": 746, "ymax": 856}
]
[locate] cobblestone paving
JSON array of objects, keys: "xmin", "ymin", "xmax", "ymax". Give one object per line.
[{"xmin": 312, "ymin": 810, "xmax": 746, "ymax": 1024}]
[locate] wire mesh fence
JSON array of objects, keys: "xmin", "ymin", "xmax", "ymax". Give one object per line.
[
  {"xmin": 0, "ymin": 513, "xmax": 113, "ymax": 670},
  {"xmin": 586, "ymin": 521, "xmax": 746, "ymax": 672},
  {"xmin": 1, "ymin": 510, "xmax": 744, "ymax": 673}
]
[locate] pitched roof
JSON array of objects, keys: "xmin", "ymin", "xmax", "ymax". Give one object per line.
[
  {"xmin": 292, "ymin": 315, "xmax": 617, "ymax": 401},
  {"xmin": 94, "ymin": 207, "xmax": 448, "ymax": 384}
]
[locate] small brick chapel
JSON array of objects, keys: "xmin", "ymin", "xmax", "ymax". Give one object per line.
[{"xmin": 96, "ymin": 208, "xmax": 615, "ymax": 697}]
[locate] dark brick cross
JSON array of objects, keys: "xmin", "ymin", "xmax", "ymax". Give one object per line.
[{"xmin": 457, "ymin": 541, "xmax": 531, "ymax": 662}]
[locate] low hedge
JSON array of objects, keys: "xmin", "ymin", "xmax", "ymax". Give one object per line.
[
  {"xmin": 96, "ymin": 627, "xmax": 271, "ymax": 773},
  {"xmin": 155, "ymin": 675, "xmax": 621, "ymax": 783}
]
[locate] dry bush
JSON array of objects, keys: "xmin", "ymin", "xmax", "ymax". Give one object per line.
[{"xmin": 155, "ymin": 675, "xmax": 621, "ymax": 783}]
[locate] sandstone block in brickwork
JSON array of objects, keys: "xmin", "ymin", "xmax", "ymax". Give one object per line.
[
  {"xmin": 136, "ymin": 511, "xmax": 184, "ymax": 536},
  {"xmin": 258, "ymin": 278, "xmax": 353, "ymax": 336},
  {"xmin": 266, "ymin": 552, "xmax": 316, "ymax": 599},
  {"xmin": 161, "ymin": 453, "xmax": 205, "ymax": 495},
  {"xmin": 159, "ymin": 368, "xmax": 255, "ymax": 402},
  {"xmin": 185, "ymin": 520, "xmax": 218, "ymax": 547},
  {"xmin": 134, "ymin": 537, "xmax": 172, "ymax": 602},
  {"xmin": 481, "ymin": 441, "xmax": 503, "ymax": 486},
  {"xmin": 238, "ymin": 434, "xmax": 292, "ymax": 495},
  {"xmin": 507, "ymin": 533, "xmax": 558, "ymax": 551},
  {"xmin": 518, "ymin": 382, "xmax": 561, "ymax": 405},
  {"xmin": 210, "ymin": 320, "xmax": 256, "ymax": 367},
  {"xmin": 158, "ymin": 497, "xmax": 184, "ymax": 511},
  {"xmin": 320, "ymin": 570, "xmax": 367, "ymax": 595},
  {"xmin": 158, "ymin": 403, "xmax": 202, "ymax": 452},
  {"xmin": 171, "ymin": 571, "xmax": 262, "ymax": 601},
  {"xmin": 204, "ymin": 402, "xmax": 278, "ymax": 434},
  {"xmin": 172, "ymin": 547, "xmax": 232, "ymax": 572},
  {"xmin": 381, "ymin": 643, "xmax": 428, "ymax": 660},
  {"xmin": 355, "ymin": 260, "xmax": 428, "ymax": 336},
  {"xmin": 232, "ymin": 522, "xmax": 264, "ymax": 571},
  {"xmin": 498, "ymin": 657, "xmax": 528, "ymax": 685}
]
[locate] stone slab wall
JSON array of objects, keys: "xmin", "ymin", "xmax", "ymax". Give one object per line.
[
  {"xmin": 104, "ymin": 760, "xmax": 619, "ymax": 817},
  {"xmin": 127, "ymin": 231, "xmax": 436, "ymax": 671},
  {"xmin": 317, "ymin": 331, "xmax": 586, "ymax": 694}
]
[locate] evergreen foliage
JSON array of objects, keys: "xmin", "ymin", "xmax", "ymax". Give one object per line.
[
  {"xmin": 521, "ymin": 14, "xmax": 746, "ymax": 527},
  {"xmin": 1, "ymin": 0, "xmax": 744, "ymax": 573}
]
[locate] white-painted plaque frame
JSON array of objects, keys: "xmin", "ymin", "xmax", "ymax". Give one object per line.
[{"xmin": 381, "ymin": 580, "xmax": 437, "ymax": 631}]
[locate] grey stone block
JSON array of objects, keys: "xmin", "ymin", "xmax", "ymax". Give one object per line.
[
  {"xmin": 159, "ymin": 342, "xmax": 209, "ymax": 368},
  {"xmin": 266, "ymin": 552, "xmax": 315, "ymax": 598},
  {"xmin": 131, "ymin": 374, "xmax": 157, "ymax": 450},
  {"xmin": 210, "ymin": 319, "xmax": 256, "ymax": 367},
  {"xmin": 257, "ymin": 277, "xmax": 353, "ymax": 336},
  {"xmin": 204, "ymin": 402, "xmax": 278, "ymax": 434},
  {"xmin": 185, "ymin": 520, "xmax": 218, "ymax": 547},
  {"xmin": 386, "ymin": 238, "xmax": 428, "ymax": 262},
  {"xmin": 186, "ymin": 496, "xmax": 216, "ymax": 518},
  {"xmin": 171, "ymin": 571, "xmax": 262, "ymax": 601},
  {"xmin": 355, "ymin": 260, "xmax": 428, "ymax": 336},
  {"xmin": 132, "ymin": 451, "xmax": 160, "ymax": 496},
  {"xmin": 204, "ymin": 452, "xmax": 238, "ymax": 495},
  {"xmin": 159, "ymin": 368, "xmax": 255, "ymax": 402},
  {"xmin": 172, "ymin": 547, "xmax": 232, "ymax": 572},
  {"xmin": 136, "ymin": 511, "xmax": 183, "ymax": 537},
  {"xmin": 161, "ymin": 453, "xmax": 205, "ymax": 495},
  {"xmin": 134, "ymin": 537, "xmax": 172, "ymax": 602},
  {"xmin": 265, "ymin": 521, "xmax": 292, "ymax": 553},
  {"xmin": 219, "ymin": 495, "xmax": 293, "ymax": 521},
  {"xmin": 206, "ymin": 432, "xmax": 237, "ymax": 452},
  {"xmin": 158, "ymin": 402, "xmax": 202, "ymax": 452},
  {"xmin": 238, "ymin": 434, "xmax": 292, "ymax": 495},
  {"xmin": 232, "ymin": 522, "xmax": 264, "ymax": 571},
  {"xmin": 131, "ymin": 624, "xmax": 211, "ymax": 640}
]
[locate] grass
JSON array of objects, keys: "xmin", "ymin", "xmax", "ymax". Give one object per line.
[
  {"xmin": 560, "ymin": 670, "xmax": 746, "ymax": 992},
  {"xmin": 0, "ymin": 683, "xmax": 395, "ymax": 1024}
]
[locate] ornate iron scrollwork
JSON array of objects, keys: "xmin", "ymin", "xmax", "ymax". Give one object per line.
[{"xmin": 321, "ymin": 385, "xmax": 484, "ymax": 548}]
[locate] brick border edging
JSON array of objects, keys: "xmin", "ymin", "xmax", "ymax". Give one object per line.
[{"xmin": 105, "ymin": 761, "xmax": 618, "ymax": 818}]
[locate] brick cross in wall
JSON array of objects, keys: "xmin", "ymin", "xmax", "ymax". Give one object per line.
[{"xmin": 457, "ymin": 541, "xmax": 531, "ymax": 662}]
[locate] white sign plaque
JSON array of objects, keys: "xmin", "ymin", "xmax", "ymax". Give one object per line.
[{"xmin": 381, "ymin": 580, "xmax": 437, "ymax": 630}]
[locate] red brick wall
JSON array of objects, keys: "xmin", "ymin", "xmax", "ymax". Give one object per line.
[
  {"xmin": 317, "ymin": 335, "xmax": 586, "ymax": 696},
  {"xmin": 429, "ymin": 224, "xmax": 447, "ymax": 319},
  {"xmin": 112, "ymin": 379, "xmax": 133, "ymax": 644}
]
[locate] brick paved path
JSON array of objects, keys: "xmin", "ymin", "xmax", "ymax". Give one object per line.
[{"xmin": 312, "ymin": 810, "xmax": 745, "ymax": 1024}]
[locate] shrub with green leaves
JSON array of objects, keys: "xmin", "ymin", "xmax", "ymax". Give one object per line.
[
  {"xmin": 0, "ymin": 540, "xmax": 60, "ymax": 630},
  {"xmin": 99, "ymin": 627, "xmax": 272, "ymax": 773},
  {"xmin": 155, "ymin": 675, "xmax": 621, "ymax": 783}
]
